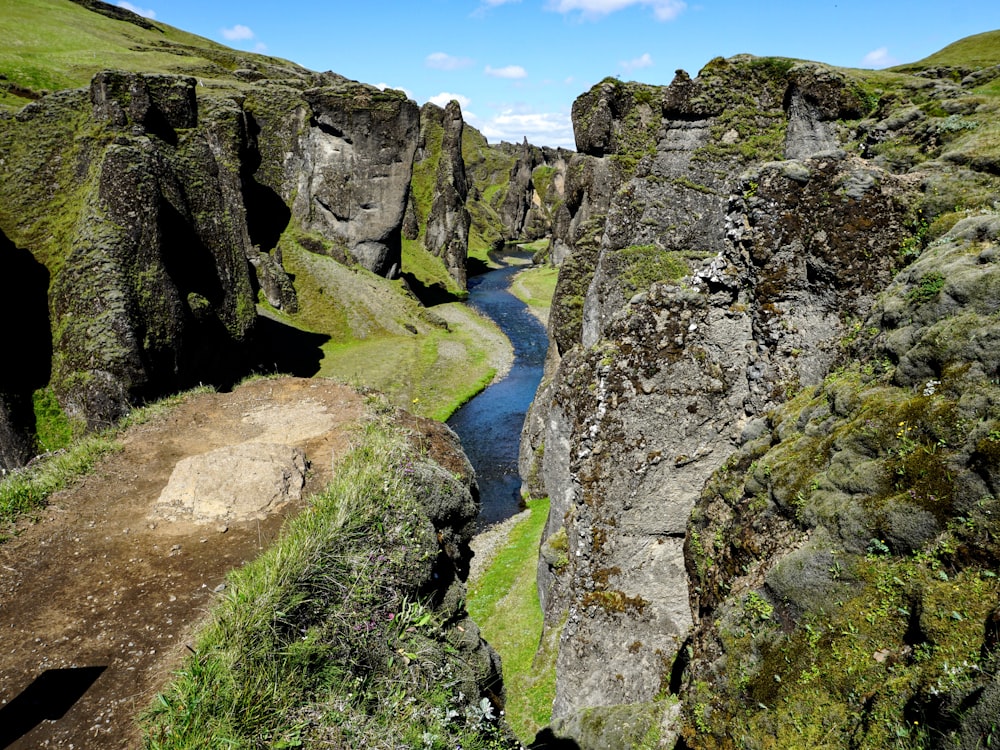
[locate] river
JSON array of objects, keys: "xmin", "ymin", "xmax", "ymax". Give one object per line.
[{"xmin": 447, "ymin": 252, "xmax": 548, "ymax": 527}]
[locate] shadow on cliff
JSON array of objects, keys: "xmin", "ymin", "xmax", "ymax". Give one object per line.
[
  {"xmin": 2, "ymin": 228, "xmax": 52, "ymax": 393},
  {"xmin": 400, "ymin": 272, "xmax": 465, "ymax": 306},
  {"xmin": 400, "ymin": 256, "xmax": 490, "ymax": 307},
  {"xmin": 529, "ymin": 729, "xmax": 581, "ymax": 749},
  {"xmin": 1, "ymin": 227, "xmax": 50, "ymax": 465},
  {"xmin": 247, "ymin": 315, "xmax": 329, "ymax": 379},
  {"xmin": 242, "ymin": 113, "xmax": 291, "ymax": 254}
]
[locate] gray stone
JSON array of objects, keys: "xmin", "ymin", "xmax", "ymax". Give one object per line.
[{"xmin": 154, "ymin": 443, "xmax": 306, "ymax": 523}]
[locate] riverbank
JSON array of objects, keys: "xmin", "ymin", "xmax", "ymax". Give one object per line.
[{"xmin": 468, "ymin": 497, "xmax": 556, "ymax": 744}]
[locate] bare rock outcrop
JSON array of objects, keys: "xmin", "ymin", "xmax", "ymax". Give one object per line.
[
  {"xmin": 1, "ymin": 68, "xmax": 420, "ymax": 444},
  {"xmin": 290, "ymin": 84, "xmax": 419, "ymax": 278},
  {"xmin": 424, "ymin": 100, "xmax": 471, "ymax": 289},
  {"xmin": 525, "ymin": 55, "xmax": 933, "ymax": 744},
  {"xmin": 153, "ymin": 443, "xmax": 306, "ymax": 523}
]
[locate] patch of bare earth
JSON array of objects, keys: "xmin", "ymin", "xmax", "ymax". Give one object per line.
[{"xmin": 0, "ymin": 378, "xmax": 366, "ymax": 749}]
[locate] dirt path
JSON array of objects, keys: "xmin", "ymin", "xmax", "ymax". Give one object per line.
[{"xmin": 0, "ymin": 378, "xmax": 366, "ymax": 749}]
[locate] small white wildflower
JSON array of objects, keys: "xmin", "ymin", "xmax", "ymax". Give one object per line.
[{"xmin": 923, "ymin": 379, "xmax": 940, "ymax": 396}]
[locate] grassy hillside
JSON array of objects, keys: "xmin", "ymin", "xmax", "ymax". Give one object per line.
[
  {"xmin": 143, "ymin": 409, "xmax": 519, "ymax": 749},
  {"xmin": 0, "ymin": 0, "xmax": 311, "ymax": 109},
  {"xmin": 893, "ymin": 29, "xmax": 1000, "ymax": 73}
]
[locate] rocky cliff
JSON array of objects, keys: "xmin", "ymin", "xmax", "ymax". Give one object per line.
[
  {"xmin": 0, "ymin": 67, "xmax": 419, "ymax": 456},
  {"xmin": 523, "ymin": 47, "xmax": 1000, "ymax": 748},
  {"xmin": 0, "ymin": 0, "xmax": 427, "ymax": 466}
]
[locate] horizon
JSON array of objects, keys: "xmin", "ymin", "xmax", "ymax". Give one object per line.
[{"xmin": 73, "ymin": 1, "xmax": 1000, "ymax": 148}]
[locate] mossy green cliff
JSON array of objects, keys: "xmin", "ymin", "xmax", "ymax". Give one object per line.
[
  {"xmin": 525, "ymin": 31, "xmax": 1000, "ymax": 749},
  {"xmin": 0, "ymin": 0, "xmax": 552, "ymax": 465}
]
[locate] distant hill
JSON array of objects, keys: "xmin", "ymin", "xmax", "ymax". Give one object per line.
[
  {"xmin": 0, "ymin": 0, "xmax": 312, "ymax": 110},
  {"xmin": 892, "ymin": 28, "xmax": 1000, "ymax": 73}
]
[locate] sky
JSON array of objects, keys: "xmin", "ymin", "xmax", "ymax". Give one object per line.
[{"xmin": 117, "ymin": 0, "xmax": 1000, "ymax": 149}]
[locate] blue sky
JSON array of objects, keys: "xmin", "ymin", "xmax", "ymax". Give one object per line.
[{"xmin": 118, "ymin": 0, "xmax": 1000, "ymax": 149}]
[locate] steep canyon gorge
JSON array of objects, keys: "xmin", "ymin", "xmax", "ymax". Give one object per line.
[{"xmin": 3, "ymin": 2, "xmax": 1000, "ymax": 747}]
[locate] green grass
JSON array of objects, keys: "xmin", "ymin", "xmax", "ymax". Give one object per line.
[
  {"xmin": 32, "ymin": 387, "xmax": 77, "ymax": 452},
  {"xmin": 266, "ymin": 239, "xmax": 502, "ymax": 421},
  {"xmin": 0, "ymin": 0, "xmax": 307, "ymax": 109},
  {"xmin": 318, "ymin": 319, "xmax": 497, "ymax": 422},
  {"xmin": 517, "ymin": 239, "xmax": 550, "ymax": 254},
  {"xmin": 0, "ymin": 433, "xmax": 119, "ymax": 532},
  {"xmin": 143, "ymin": 415, "xmax": 518, "ymax": 749},
  {"xmin": 511, "ymin": 265, "xmax": 559, "ymax": 319},
  {"xmin": 616, "ymin": 244, "xmax": 690, "ymax": 293},
  {"xmin": 467, "ymin": 497, "xmax": 556, "ymax": 742},
  {"xmin": 402, "ymin": 237, "xmax": 466, "ymax": 297},
  {"xmin": 893, "ymin": 29, "xmax": 1000, "ymax": 72}
]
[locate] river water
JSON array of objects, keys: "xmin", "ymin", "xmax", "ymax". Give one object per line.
[{"xmin": 447, "ymin": 252, "xmax": 548, "ymax": 527}]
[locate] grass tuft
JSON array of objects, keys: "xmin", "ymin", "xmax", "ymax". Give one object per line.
[{"xmin": 468, "ymin": 497, "xmax": 556, "ymax": 742}]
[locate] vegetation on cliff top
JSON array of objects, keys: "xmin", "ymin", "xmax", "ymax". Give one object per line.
[
  {"xmin": 892, "ymin": 29, "xmax": 1000, "ymax": 73},
  {"xmin": 0, "ymin": 0, "xmax": 313, "ymax": 110},
  {"xmin": 681, "ymin": 216, "xmax": 1000, "ymax": 748},
  {"xmin": 144, "ymin": 408, "xmax": 518, "ymax": 750}
]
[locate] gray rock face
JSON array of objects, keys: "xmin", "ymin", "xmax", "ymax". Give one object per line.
[
  {"xmin": 0, "ymin": 397, "xmax": 34, "ymax": 471},
  {"xmin": 1, "ymin": 68, "xmax": 421, "ymax": 439},
  {"xmin": 50, "ymin": 81, "xmax": 259, "ymax": 428},
  {"xmin": 90, "ymin": 70, "xmax": 198, "ymax": 133},
  {"xmin": 499, "ymin": 138, "xmax": 539, "ymax": 238},
  {"xmin": 290, "ymin": 84, "xmax": 419, "ymax": 278},
  {"xmin": 154, "ymin": 442, "xmax": 306, "ymax": 523},
  {"xmin": 424, "ymin": 101, "xmax": 471, "ymax": 289},
  {"xmin": 783, "ymin": 64, "xmax": 868, "ymax": 159},
  {"xmin": 527, "ymin": 57, "xmax": 919, "ymax": 731}
]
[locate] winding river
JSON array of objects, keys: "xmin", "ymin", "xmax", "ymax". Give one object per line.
[{"xmin": 447, "ymin": 252, "xmax": 549, "ymax": 527}]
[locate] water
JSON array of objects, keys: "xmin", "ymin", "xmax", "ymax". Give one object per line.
[{"xmin": 447, "ymin": 253, "xmax": 549, "ymax": 527}]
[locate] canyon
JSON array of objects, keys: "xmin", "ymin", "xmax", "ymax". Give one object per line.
[{"xmin": 2, "ymin": 1, "xmax": 1000, "ymax": 748}]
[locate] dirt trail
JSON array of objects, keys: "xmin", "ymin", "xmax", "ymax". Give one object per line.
[{"xmin": 0, "ymin": 378, "xmax": 366, "ymax": 749}]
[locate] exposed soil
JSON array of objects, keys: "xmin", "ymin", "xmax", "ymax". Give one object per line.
[{"xmin": 0, "ymin": 378, "xmax": 366, "ymax": 749}]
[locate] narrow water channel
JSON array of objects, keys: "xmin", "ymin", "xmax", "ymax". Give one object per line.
[{"xmin": 447, "ymin": 252, "xmax": 548, "ymax": 527}]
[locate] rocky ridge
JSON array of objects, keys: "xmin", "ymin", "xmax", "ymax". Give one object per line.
[{"xmin": 522, "ymin": 49, "xmax": 1000, "ymax": 747}]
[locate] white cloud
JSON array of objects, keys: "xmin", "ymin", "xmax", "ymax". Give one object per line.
[
  {"xmin": 548, "ymin": 0, "xmax": 686, "ymax": 21},
  {"xmin": 221, "ymin": 24, "xmax": 255, "ymax": 41},
  {"xmin": 620, "ymin": 52, "xmax": 653, "ymax": 72},
  {"xmin": 428, "ymin": 92, "xmax": 472, "ymax": 109},
  {"xmin": 485, "ymin": 64, "xmax": 528, "ymax": 79},
  {"xmin": 426, "ymin": 52, "xmax": 475, "ymax": 71},
  {"xmin": 466, "ymin": 109, "xmax": 575, "ymax": 149},
  {"xmin": 473, "ymin": 0, "xmax": 521, "ymax": 18},
  {"xmin": 254, "ymin": 42, "xmax": 268, "ymax": 53},
  {"xmin": 116, "ymin": 1, "xmax": 156, "ymax": 18},
  {"xmin": 375, "ymin": 83, "xmax": 415, "ymax": 99},
  {"xmin": 862, "ymin": 47, "xmax": 899, "ymax": 68}
]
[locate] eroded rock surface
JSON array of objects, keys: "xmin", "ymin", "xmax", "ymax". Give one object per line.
[
  {"xmin": 154, "ymin": 443, "xmax": 306, "ymax": 523},
  {"xmin": 525, "ymin": 51, "xmax": 1000, "ymax": 747},
  {"xmin": 423, "ymin": 100, "xmax": 471, "ymax": 288},
  {"xmin": 1, "ymin": 68, "xmax": 420, "ymax": 442}
]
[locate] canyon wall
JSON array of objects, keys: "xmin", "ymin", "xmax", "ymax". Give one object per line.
[{"xmin": 523, "ymin": 55, "xmax": 1000, "ymax": 747}]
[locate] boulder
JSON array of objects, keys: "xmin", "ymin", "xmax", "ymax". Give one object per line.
[{"xmin": 153, "ymin": 442, "xmax": 306, "ymax": 523}]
